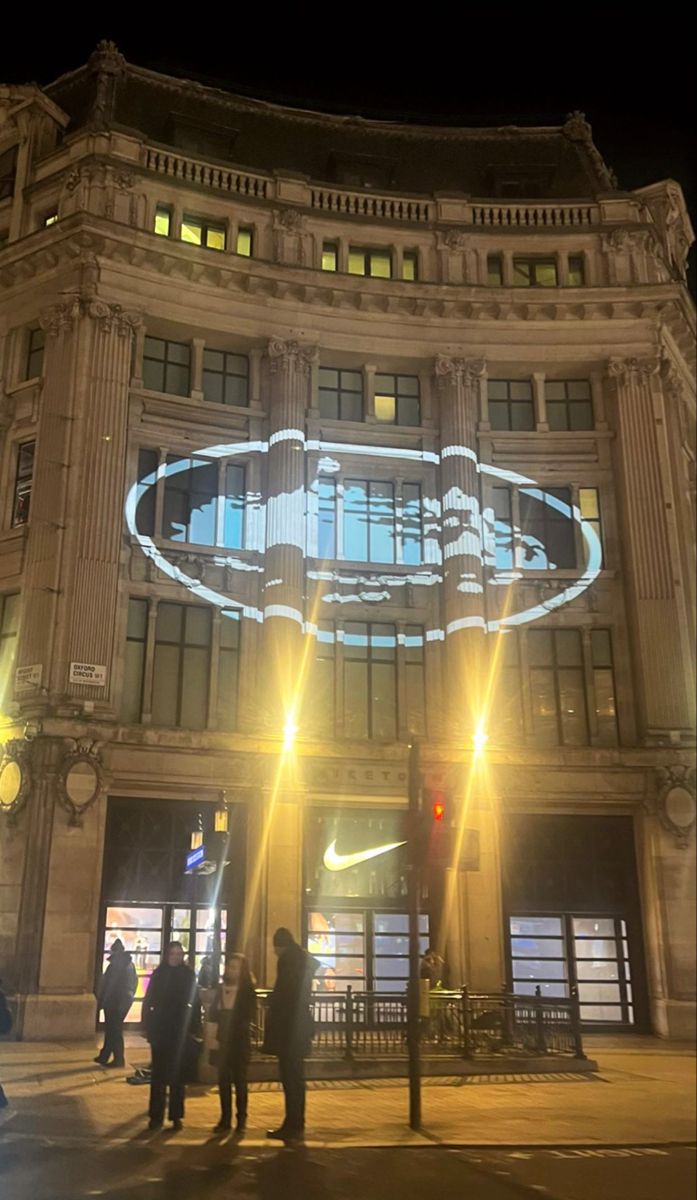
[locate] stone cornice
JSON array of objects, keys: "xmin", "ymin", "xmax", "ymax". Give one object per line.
[{"xmin": 0, "ymin": 219, "xmax": 693, "ymax": 371}]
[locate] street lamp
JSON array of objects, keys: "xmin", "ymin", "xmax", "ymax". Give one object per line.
[{"xmin": 283, "ymin": 710, "xmax": 298, "ymax": 753}]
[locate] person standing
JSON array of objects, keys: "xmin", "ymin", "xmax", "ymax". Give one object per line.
[
  {"xmin": 142, "ymin": 941, "xmax": 201, "ymax": 1131},
  {"xmin": 262, "ymin": 927, "xmax": 319, "ymax": 1142},
  {"xmin": 0, "ymin": 977, "xmax": 12, "ymax": 1110},
  {"xmin": 209, "ymin": 953, "xmax": 256, "ymax": 1136},
  {"xmin": 94, "ymin": 938, "xmax": 137, "ymax": 1069}
]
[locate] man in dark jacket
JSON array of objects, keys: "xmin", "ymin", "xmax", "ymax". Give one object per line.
[
  {"xmin": 94, "ymin": 939, "xmax": 137, "ymax": 1069},
  {"xmin": 0, "ymin": 977, "xmax": 11, "ymax": 1109},
  {"xmin": 263, "ymin": 927, "xmax": 319, "ymax": 1141},
  {"xmin": 142, "ymin": 941, "xmax": 201, "ymax": 1131}
]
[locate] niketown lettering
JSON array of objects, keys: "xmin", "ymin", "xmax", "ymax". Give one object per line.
[{"xmin": 322, "ymin": 839, "xmax": 406, "ymax": 872}]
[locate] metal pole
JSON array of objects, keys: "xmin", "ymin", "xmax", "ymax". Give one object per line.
[{"xmin": 407, "ymin": 739, "xmax": 422, "ymax": 1131}]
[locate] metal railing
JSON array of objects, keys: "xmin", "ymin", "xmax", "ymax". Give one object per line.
[{"xmin": 252, "ymin": 985, "xmax": 586, "ymax": 1061}]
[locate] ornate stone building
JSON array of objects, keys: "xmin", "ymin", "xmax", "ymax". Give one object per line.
[{"xmin": 0, "ymin": 44, "xmax": 694, "ymax": 1041}]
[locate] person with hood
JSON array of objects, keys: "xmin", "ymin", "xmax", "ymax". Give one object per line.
[
  {"xmin": 262, "ymin": 927, "xmax": 319, "ymax": 1142},
  {"xmin": 0, "ymin": 976, "xmax": 12, "ymax": 1109},
  {"xmin": 142, "ymin": 941, "xmax": 201, "ymax": 1131},
  {"xmin": 94, "ymin": 938, "xmax": 137, "ymax": 1069},
  {"xmin": 208, "ymin": 952, "xmax": 256, "ymax": 1135}
]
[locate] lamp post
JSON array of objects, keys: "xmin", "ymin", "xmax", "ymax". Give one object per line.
[
  {"xmin": 189, "ymin": 814, "xmax": 204, "ymax": 974},
  {"xmin": 407, "ymin": 739, "xmax": 422, "ymax": 1130},
  {"xmin": 211, "ymin": 790, "xmax": 229, "ymax": 982}
]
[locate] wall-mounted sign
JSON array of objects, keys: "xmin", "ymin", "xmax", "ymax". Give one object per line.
[
  {"xmin": 69, "ymin": 662, "xmax": 107, "ymax": 687},
  {"xmin": 15, "ymin": 664, "xmax": 42, "ymax": 693}
]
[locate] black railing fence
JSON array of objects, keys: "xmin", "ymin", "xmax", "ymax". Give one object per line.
[{"xmin": 251, "ymin": 985, "xmax": 586, "ymax": 1061}]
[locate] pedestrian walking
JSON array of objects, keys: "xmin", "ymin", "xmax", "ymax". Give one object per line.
[
  {"xmin": 209, "ymin": 952, "xmax": 256, "ymax": 1136},
  {"xmin": 262, "ymin": 927, "xmax": 319, "ymax": 1142},
  {"xmin": 141, "ymin": 941, "xmax": 201, "ymax": 1131},
  {"xmin": 94, "ymin": 939, "xmax": 137, "ymax": 1069}
]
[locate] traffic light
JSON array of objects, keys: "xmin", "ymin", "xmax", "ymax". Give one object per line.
[{"xmin": 431, "ymin": 795, "xmax": 446, "ymax": 823}]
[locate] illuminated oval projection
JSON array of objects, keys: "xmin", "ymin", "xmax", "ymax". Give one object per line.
[{"xmin": 124, "ymin": 438, "xmax": 601, "ymax": 637}]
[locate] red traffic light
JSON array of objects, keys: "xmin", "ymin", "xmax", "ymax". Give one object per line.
[{"xmin": 432, "ymin": 798, "xmax": 445, "ymax": 822}]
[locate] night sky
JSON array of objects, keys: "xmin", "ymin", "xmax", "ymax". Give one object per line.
[{"xmin": 2, "ymin": 20, "xmax": 694, "ymax": 293}]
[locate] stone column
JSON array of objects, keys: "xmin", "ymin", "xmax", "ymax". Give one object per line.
[
  {"xmin": 434, "ymin": 356, "xmax": 487, "ymax": 740},
  {"xmin": 607, "ymin": 357, "xmax": 695, "ymax": 739},
  {"xmin": 261, "ymin": 337, "xmax": 317, "ymax": 732}
]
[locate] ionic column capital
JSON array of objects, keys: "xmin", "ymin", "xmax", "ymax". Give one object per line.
[
  {"xmin": 266, "ymin": 336, "xmax": 319, "ymax": 376},
  {"xmin": 434, "ymin": 355, "xmax": 486, "ymax": 390},
  {"xmin": 606, "ymin": 356, "xmax": 660, "ymax": 387}
]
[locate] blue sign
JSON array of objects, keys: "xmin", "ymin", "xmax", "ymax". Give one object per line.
[{"xmin": 186, "ymin": 845, "xmax": 205, "ymax": 873}]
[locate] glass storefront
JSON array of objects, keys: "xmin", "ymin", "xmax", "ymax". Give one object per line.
[{"xmin": 304, "ymin": 807, "xmax": 429, "ymax": 992}]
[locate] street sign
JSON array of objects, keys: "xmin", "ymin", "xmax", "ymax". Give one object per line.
[{"xmin": 186, "ymin": 845, "xmax": 205, "ymax": 873}]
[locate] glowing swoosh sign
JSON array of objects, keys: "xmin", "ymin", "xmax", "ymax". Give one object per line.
[
  {"xmin": 124, "ymin": 434, "xmax": 602, "ymax": 636},
  {"xmin": 322, "ymin": 838, "xmax": 407, "ymax": 872}
]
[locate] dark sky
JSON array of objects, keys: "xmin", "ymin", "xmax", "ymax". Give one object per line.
[{"xmin": 2, "ymin": 20, "xmax": 695, "ymax": 291}]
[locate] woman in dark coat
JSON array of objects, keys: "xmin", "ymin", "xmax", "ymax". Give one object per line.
[
  {"xmin": 142, "ymin": 941, "xmax": 201, "ymax": 1131},
  {"xmin": 209, "ymin": 952, "xmax": 256, "ymax": 1135}
]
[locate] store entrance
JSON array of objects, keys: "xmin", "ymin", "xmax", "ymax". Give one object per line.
[{"xmin": 98, "ymin": 797, "xmax": 246, "ymax": 1024}]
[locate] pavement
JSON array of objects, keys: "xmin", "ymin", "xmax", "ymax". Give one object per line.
[{"xmin": 0, "ymin": 1033, "xmax": 694, "ymax": 1148}]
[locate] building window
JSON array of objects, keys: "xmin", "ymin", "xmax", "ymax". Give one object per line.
[
  {"xmin": 545, "ymin": 380, "xmax": 593, "ymax": 431},
  {"xmin": 135, "ymin": 449, "xmax": 158, "ymax": 537},
  {"xmin": 154, "ymin": 205, "xmax": 172, "ymax": 237},
  {"xmin": 322, "ymin": 241, "xmax": 338, "ymax": 272},
  {"xmin": 488, "ymin": 379, "xmax": 534, "ymax": 431},
  {"xmin": 236, "ymin": 227, "xmax": 253, "ymax": 257},
  {"xmin": 513, "ymin": 258, "xmax": 558, "ymax": 287},
  {"xmin": 42, "ymin": 211, "xmax": 58, "ymax": 227},
  {"xmin": 591, "ymin": 629, "xmax": 618, "ymax": 744},
  {"xmin": 491, "ymin": 486, "xmax": 514, "ymax": 570},
  {"xmin": 181, "ymin": 215, "xmax": 226, "ymax": 251},
  {"xmin": 0, "ymin": 593, "xmax": 19, "ymax": 709},
  {"xmin": 0, "ymin": 146, "xmax": 17, "ymax": 202},
  {"xmin": 318, "ymin": 477, "xmax": 424, "ymax": 565},
  {"xmin": 142, "ymin": 336, "xmax": 191, "ymax": 396},
  {"xmin": 122, "ymin": 598, "xmax": 147, "ymax": 723},
  {"xmin": 402, "ymin": 483, "xmax": 423, "ymax": 565},
  {"xmin": 520, "ymin": 486, "xmax": 576, "ymax": 569},
  {"xmin": 152, "ymin": 602, "xmax": 211, "ymax": 729},
  {"xmin": 348, "ymin": 247, "xmax": 392, "ymax": 279},
  {"xmin": 202, "ymin": 349, "xmax": 249, "ymax": 406},
  {"xmin": 12, "ymin": 442, "xmax": 35, "ymax": 527},
  {"xmin": 317, "ymin": 478, "xmax": 337, "ymax": 558},
  {"xmin": 374, "ymin": 373, "xmax": 420, "ymax": 426},
  {"xmin": 217, "ymin": 611, "xmax": 241, "ymax": 732},
  {"xmin": 318, "ymin": 368, "xmax": 363, "ymax": 421},
  {"xmin": 568, "ymin": 255, "xmax": 585, "ymax": 286},
  {"xmin": 404, "ymin": 625, "xmax": 426, "ymax": 736},
  {"xmin": 579, "ymin": 488, "xmax": 603, "ymax": 567},
  {"xmin": 344, "ymin": 622, "xmax": 397, "ymax": 740},
  {"xmin": 304, "ymin": 622, "xmax": 335, "ymax": 736},
  {"xmin": 402, "ymin": 251, "xmax": 418, "ymax": 281},
  {"xmin": 25, "ymin": 327, "xmax": 45, "ymax": 381},
  {"xmin": 344, "ymin": 480, "xmax": 396, "ymax": 563},
  {"xmin": 487, "ymin": 255, "xmax": 503, "ymax": 286},
  {"xmin": 528, "ymin": 628, "xmax": 588, "ymax": 746},
  {"xmin": 493, "ymin": 631, "xmax": 523, "ymax": 741},
  {"xmin": 162, "ymin": 456, "xmax": 245, "ymax": 549}
]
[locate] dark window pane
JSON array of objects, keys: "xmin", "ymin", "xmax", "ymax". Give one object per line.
[{"xmin": 489, "ymin": 401, "xmax": 510, "ymax": 430}]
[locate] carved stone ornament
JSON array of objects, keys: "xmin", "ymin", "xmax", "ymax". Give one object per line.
[
  {"xmin": 438, "ymin": 229, "xmax": 468, "ymax": 252},
  {"xmin": 648, "ymin": 766, "xmax": 697, "ymax": 848},
  {"xmin": 41, "ymin": 296, "xmax": 142, "ymax": 338},
  {"xmin": 563, "ymin": 111, "xmax": 617, "ymax": 191},
  {"xmin": 56, "ymin": 738, "xmax": 106, "ymax": 826},
  {"xmin": 266, "ymin": 337, "xmax": 319, "ymax": 375},
  {"xmin": 273, "ymin": 207, "xmax": 305, "ymax": 234},
  {"xmin": 0, "ymin": 738, "xmax": 33, "ymax": 822},
  {"xmin": 434, "ymin": 355, "xmax": 486, "ymax": 389},
  {"xmin": 607, "ymin": 356, "xmax": 660, "ymax": 387}
]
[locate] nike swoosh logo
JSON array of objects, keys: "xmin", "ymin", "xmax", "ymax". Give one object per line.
[{"xmin": 323, "ymin": 839, "xmax": 406, "ymax": 872}]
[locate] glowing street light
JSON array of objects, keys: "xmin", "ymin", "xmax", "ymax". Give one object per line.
[
  {"xmin": 472, "ymin": 719, "xmax": 489, "ymax": 757},
  {"xmin": 283, "ymin": 711, "xmax": 298, "ymax": 753}
]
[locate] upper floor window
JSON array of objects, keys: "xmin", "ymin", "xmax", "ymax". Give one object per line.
[
  {"xmin": 25, "ymin": 327, "xmax": 45, "ymax": 380},
  {"xmin": 402, "ymin": 251, "xmax": 418, "ymax": 281},
  {"xmin": 348, "ymin": 247, "xmax": 392, "ymax": 279},
  {"xmin": 568, "ymin": 255, "xmax": 585, "ymax": 286},
  {"xmin": 528, "ymin": 628, "xmax": 588, "ymax": 746},
  {"xmin": 236, "ymin": 227, "xmax": 253, "ymax": 257},
  {"xmin": 344, "ymin": 622, "xmax": 398, "ymax": 740},
  {"xmin": 203, "ymin": 349, "xmax": 249, "ymax": 407},
  {"xmin": 0, "ymin": 593, "xmax": 19, "ymax": 710},
  {"xmin": 487, "ymin": 255, "xmax": 503, "ymax": 286},
  {"xmin": 316, "ymin": 477, "xmax": 424, "ymax": 565},
  {"xmin": 181, "ymin": 215, "xmax": 226, "ymax": 251},
  {"xmin": 122, "ymin": 598, "xmax": 241, "ymax": 732},
  {"xmin": 490, "ymin": 483, "xmax": 601, "ymax": 572},
  {"xmin": 488, "ymin": 379, "xmax": 534, "ymax": 431},
  {"xmin": 513, "ymin": 258, "xmax": 558, "ymax": 287},
  {"xmin": 0, "ymin": 146, "xmax": 17, "ymax": 202},
  {"xmin": 143, "ymin": 336, "xmax": 190, "ymax": 396},
  {"xmin": 162, "ymin": 456, "xmax": 245, "ymax": 549},
  {"xmin": 154, "ymin": 205, "xmax": 172, "ymax": 237},
  {"xmin": 374, "ymin": 373, "xmax": 420, "ymax": 426},
  {"xmin": 318, "ymin": 368, "xmax": 363, "ymax": 421},
  {"xmin": 545, "ymin": 380, "xmax": 593, "ymax": 431},
  {"xmin": 12, "ymin": 441, "xmax": 35, "ymax": 527},
  {"xmin": 492, "ymin": 631, "xmax": 524, "ymax": 742},
  {"xmin": 321, "ymin": 241, "xmax": 338, "ymax": 272},
  {"xmin": 42, "ymin": 211, "xmax": 58, "ymax": 227}
]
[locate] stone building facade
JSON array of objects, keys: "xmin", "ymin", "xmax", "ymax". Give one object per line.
[{"xmin": 0, "ymin": 44, "xmax": 694, "ymax": 1041}]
